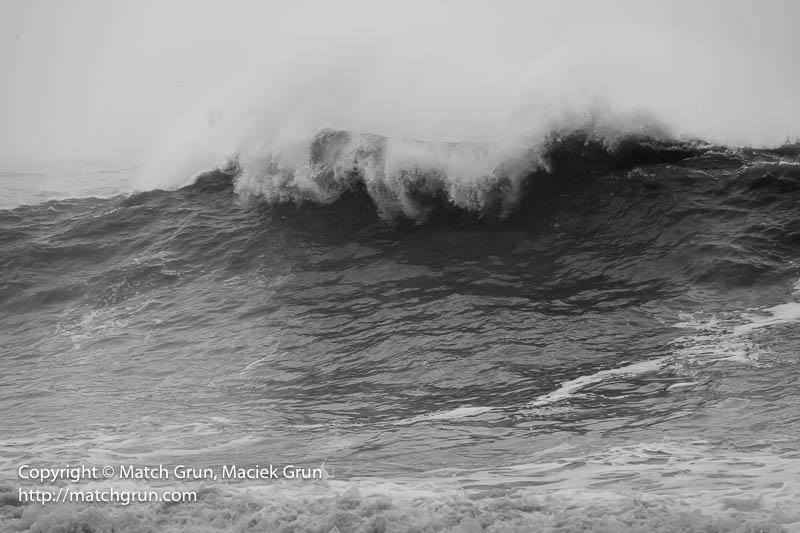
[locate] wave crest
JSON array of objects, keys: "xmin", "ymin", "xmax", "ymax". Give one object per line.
[{"xmin": 229, "ymin": 123, "xmax": 703, "ymax": 222}]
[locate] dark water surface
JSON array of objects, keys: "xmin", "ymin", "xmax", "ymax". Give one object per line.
[{"xmin": 2, "ymin": 132, "xmax": 800, "ymax": 531}]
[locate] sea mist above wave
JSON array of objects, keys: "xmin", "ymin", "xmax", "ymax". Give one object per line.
[
  {"xmin": 131, "ymin": 2, "xmax": 799, "ymax": 194},
  {"xmin": 4, "ymin": 2, "xmax": 799, "ymax": 172}
]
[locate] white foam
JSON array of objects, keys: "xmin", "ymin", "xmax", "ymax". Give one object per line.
[
  {"xmin": 669, "ymin": 286, "xmax": 800, "ymax": 370},
  {"xmin": 394, "ymin": 406, "xmax": 496, "ymax": 425},
  {"xmin": 733, "ymin": 302, "xmax": 800, "ymax": 336},
  {"xmin": 528, "ymin": 357, "xmax": 667, "ymax": 408},
  {"xmin": 4, "ymin": 443, "xmax": 797, "ymax": 532}
]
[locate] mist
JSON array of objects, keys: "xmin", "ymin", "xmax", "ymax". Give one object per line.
[{"xmin": 1, "ymin": 0, "xmax": 799, "ymax": 179}]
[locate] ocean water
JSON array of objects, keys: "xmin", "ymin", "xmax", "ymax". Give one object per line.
[{"xmin": 2, "ymin": 126, "xmax": 800, "ymax": 532}]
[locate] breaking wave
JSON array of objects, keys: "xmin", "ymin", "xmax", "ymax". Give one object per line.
[{"xmin": 216, "ymin": 120, "xmax": 707, "ymax": 223}]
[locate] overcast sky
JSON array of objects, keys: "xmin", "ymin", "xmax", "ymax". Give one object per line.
[{"xmin": 1, "ymin": 0, "xmax": 799, "ymax": 167}]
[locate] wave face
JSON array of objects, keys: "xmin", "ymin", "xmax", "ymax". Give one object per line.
[{"xmin": 2, "ymin": 128, "xmax": 800, "ymax": 531}]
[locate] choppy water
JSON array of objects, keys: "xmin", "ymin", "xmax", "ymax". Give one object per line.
[{"xmin": 2, "ymin": 128, "xmax": 800, "ymax": 532}]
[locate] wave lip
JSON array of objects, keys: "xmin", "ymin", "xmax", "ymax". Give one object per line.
[{"xmin": 231, "ymin": 125, "xmax": 706, "ymax": 223}]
